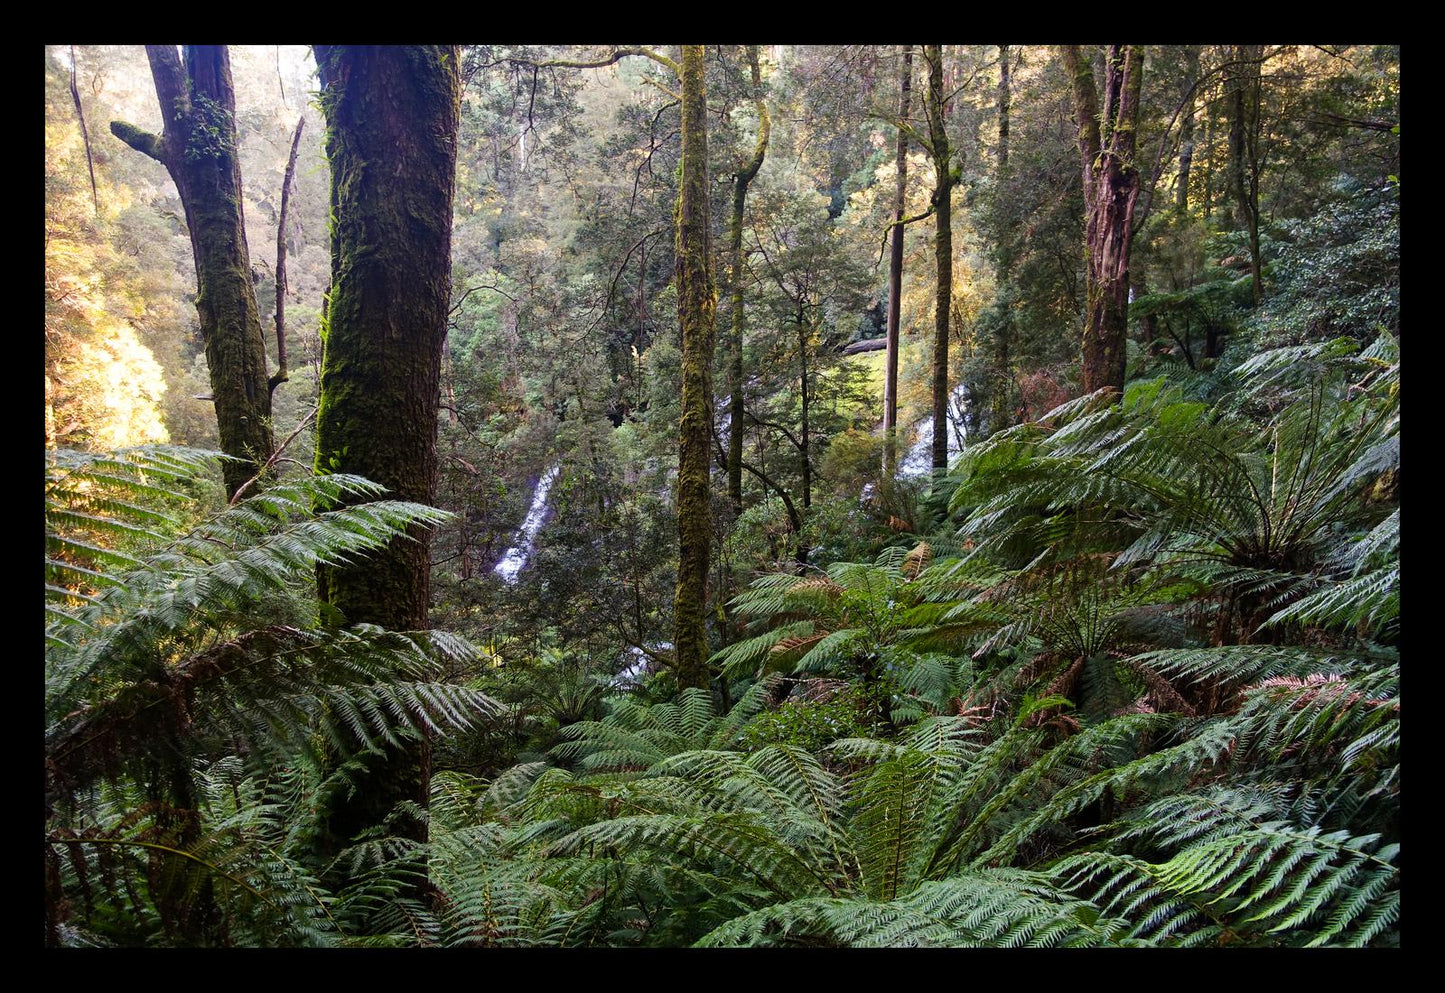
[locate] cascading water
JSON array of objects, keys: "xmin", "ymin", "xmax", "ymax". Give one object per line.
[
  {"xmin": 611, "ymin": 642, "xmax": 671, "ymax": 688},
  {"xmin": 897, "ymin": 383, "xmax": 969, "ymax": 478},
  {"xmin": 493, "ymin": 463, "xmax": 560, "ymax": 583}
]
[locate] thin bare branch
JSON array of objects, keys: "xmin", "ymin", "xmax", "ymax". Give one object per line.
[{"xmin": 228, "ymin": 406, "xmax": 317, "ymax": 507}]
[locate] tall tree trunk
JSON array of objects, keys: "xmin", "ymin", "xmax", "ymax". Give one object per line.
[
  {"xmin": 996, "ymin": 44, "xmax": 1010, "ymax": 170},
  {"xmin": 111, "ymin": 45, "xmax": 275, "ymax": 499},
  {"xmin": 269, "ymin": 116, "xmax": 304, "ymax": 395},
  {"xmin": 728, "ymin": 45, "xmax": 769, "ymax": 514},
  {"xmin": 672, "ymin": 45, "xmax": 717, "ymax": 691},
  {"xmin": 923, "ymin": 45, "xmax": 955, "ymax": 473},
  {"xmin": 883, "ymin": 45, "xmax": 911, "ymax": 477},
  {"xmin": 1236, "ymin": 45, "xmax": 1266, "ymax": 307},
  {"xmin": 1201, "ymin": 74, "xmax": 1216, "ymax": 221},
  {"xmin": 1176, "ymin": 46, "xmax": 1200, "ymax": 213},
  {"xmin": 68, "ymin": 46, "xmax": 99, "ymax": 215},
  {"xmin": 798, "ymin": 298, "xmax": 811, "ymax": 512},
  {"xmin": 1228, "ymin": 45, "xmax": 1249, "ymax": 230},
  {"xmin": 1133, "ymin": 274, "xmax": 1155, "ymax": 346},
  {"xmin": 992, "ymin": 43, "xmax": 1014, "ymax": 434},
  {"xmin": 634, "ymin": 242, "xmax": 648, "ymax": 412},
  {"xmin": 1062, "ymin": 44, "xmax": 1145, "ymax": 397},
  {"xmin": 310, "ymin": 44, "xmax": 461, "ymax": 887}
]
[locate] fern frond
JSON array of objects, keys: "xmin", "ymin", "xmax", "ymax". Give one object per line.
[
  {"xmin": 711, "ymin": 621, "xmax": 813, "ymax": 677},
  {"xmin": 545, "ymin": 811, "xmax": 833, "ymax": 900},
  {"xmin": 697, "ymin": 869, "xmax": 1117, "ymax": 947},
  {"xmin": 901, "ymin": 541, "xmax": 932, "ymax": 579},
  {"xmin": 1136, "ymin": 644, "xmax": 1388, "ymax": 688}
]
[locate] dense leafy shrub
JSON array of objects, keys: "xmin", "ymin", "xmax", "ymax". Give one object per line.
[{"xmin": 739, "ymin": 684, "xmax": 874, "ymax": 751}]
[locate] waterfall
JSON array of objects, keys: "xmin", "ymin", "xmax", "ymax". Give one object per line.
[
  {"xmin": 611, "ymin": 642, "xmax": 671, "ymax": 688},
  {"xmin": 493, "ymin": 463, "xmax": 560, "ymax": 583},
  {"xmin": 897, "ymin": 384, "xmax": 969, "ymax": 479}
]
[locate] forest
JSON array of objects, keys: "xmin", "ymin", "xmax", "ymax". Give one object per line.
[{"xmin": 45, "ymin": 44, "xmax": 1399, "ymax": 948}]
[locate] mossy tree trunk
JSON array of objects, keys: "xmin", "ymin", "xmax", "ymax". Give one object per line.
[
  {"xmin": 1062, "ymin": 45, "xmax": 1145, "ymax": 397},
  {"xmin": 1202, "ymin": 82, "xmax": 1216, "ymax": 221},
  {"xmin": 1229, "ymin": 45, "xmax": 1266, "ymax": 307},
  {"xmin": 923, "ymin": 45, "xmax": 955, "ymax": 473},
  {"xmin": 673, "ymin": 45, "xmax": 717, "ymax": 690},
  {"xmin": 727, "ymin": 45, "xmax": 769, "ymax": 515},
  {"xmin": 1227, "ymin": 45, "xmax": 1250, "ymax": 230},
  {"xmin": 797, "ymin": 297, "xmax": 812, "ymax": 513},
  {"xmin": 110, "ymin": 45, "xmax": 274, "ymax": 499},
  {"xmin": 991, "ymin": 43, "xmax": 1014, "ymax": 434},
  {"xmin": 1176, "ymin": 46, "xmax": 1201, "ymax": 214},
  {"xmin": 883, "ymin": 46, "xmax": 911, "ymax": 477},
  {"xmin": 311, "ymin": 44, "xmax": 461, "ymax": 883}
]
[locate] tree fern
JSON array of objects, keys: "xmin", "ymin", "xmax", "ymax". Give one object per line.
[
  {"xmin": 948, "ymin": 350, "xmax": 1396, "ymax": 647},
  {"xmin": 46, "ymin": 446, "xmax": 219, "ymax": 634},
  {"xmin": 696, "ymin": 869, "xmax": 1120, "ymax": 947},
  {"xmin": 45, "ymin": 450, "xmax": 496, "ymax": 945},
  {"xmin": 552, "ymin": 683, "xmax": 771, "ymax": 773}
]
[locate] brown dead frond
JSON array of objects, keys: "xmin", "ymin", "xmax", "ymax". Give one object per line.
[
  {"xmin": 952, "ymin": 692, "xmax": 996, "ymax": 724},
  {"xmin": 902, "ymin": 541, "xmax": 932, "ymax": 580},
  {"xmin": 1043, "ymin": 656, "xmax": 1087, "ymax": 700},
  {"xmin": 1245, "ymin": 673, "xmax": 1398, "ymax": 713},
  {"xmin": 791, "ymin": 578, "xmax": 844, "ymax": 599},
  {"xmin": 1134, "ymin": 661, "xmax": 1198, "ymax": 717},
  {"xmin": 770, "ymin": 633, "xmax": 829, "ymax": 657},
  {"xmin": 1017, "ymin": 651, "xmax": 1063, "ymax": 686}
]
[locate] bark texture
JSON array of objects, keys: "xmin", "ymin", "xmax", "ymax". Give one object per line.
[
  {"xmin": 883, "ymin": 46, "xmax": 911, "ymax": 477},
  {"xmin": 727, "ymin": 46, "xmax": 769, "ymax": 513},
  {"xmin": 1229, "ymin": 45, "xmax": 1266, "ymax": 307},
  {"xmin": 991, "ymin": 43, "xmax": 1014, "ymax": 433},
  {"xmin": 797, "ymin": 298, "xmax": 811, "ymax": 512},
  {"xmin": 1176, "ymin": 46, "xmax": 1200, "ymax": 213},
  {"xmin": 672, "ymin": 45, "xmax": 717, "ymax": 690},
  {"xmin": 1228, "ymin": 45, "xmax": 1249, "ymax": 229},
  {"xmin": 110, "ymin": 46, "xmax": 275, "ymax": 498},
  {"xmin": 1062, "ymin": 45, "xmax": 1145, "ymax": 397},
  {"xmin": 269, "ymin": 116, "xmax": 304, "ymax": 394},
  {"xmin": 68, "ymin": 46, "xmax": 99, "ymax": 214},
  {"xmin": 923, "ymin": 45, "xmax": 955, "ymax": 472},
  {"xmin": 311, "ymin": 44, "xmax": 461, "ymax": 868}
]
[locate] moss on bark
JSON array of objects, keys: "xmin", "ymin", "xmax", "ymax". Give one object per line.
[
  {"xmin": 111, "ymin": 46, "xmax": 274, "ymax": 499},
  {"xmin": 727, "ymin": 46, "xmax": 768, "ymax": 513},
  {"xmin": 673, "ymin": 46, "xmax": 717, "ymax": 690},
  {"xmin": 925, "ymin": 46, "xmax": 954, "ymax": 473},
  {"xmin": 312, "ymin": 44, "xmax": 460, "ymax": 631},
  {"xmin": 310, "ymin": 45, "xmax": 461, "ymax": 880},
  {"xmin": 884, "ymin": 47, "xmax": 911, "ymax": 477}
]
